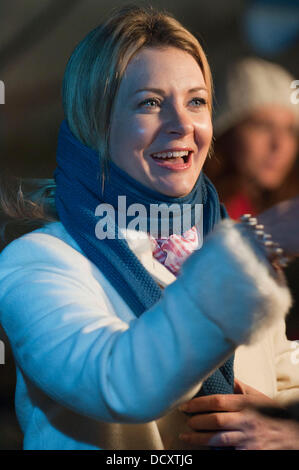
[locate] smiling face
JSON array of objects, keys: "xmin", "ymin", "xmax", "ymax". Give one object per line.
[{"xmin": 109, "ymin": 47, "xmax": 213, "ymax": 197}]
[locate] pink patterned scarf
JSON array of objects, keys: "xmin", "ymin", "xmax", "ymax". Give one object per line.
[{"xmin": 149, "ymin": 226, "xmax": 199, "ymax": 275}]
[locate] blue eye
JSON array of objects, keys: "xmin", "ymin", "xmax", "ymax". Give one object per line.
[
  {"xmin": 139, "ymin": 98, "xmax": 161, "ymax": 108},
  {"xmin": 190, "ymin": 97, "xmax": 207, "ymax": 106}
]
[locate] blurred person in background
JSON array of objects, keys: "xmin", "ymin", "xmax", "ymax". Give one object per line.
[
  {"xmin": 204, "ymin": 57, "xmax": 299, "ymax": 341},
  {"xmin": 204, "ymin": 57, "xmax": 299, "ymax": 220}
]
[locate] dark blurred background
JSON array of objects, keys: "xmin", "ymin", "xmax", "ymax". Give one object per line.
[{"xmin": 0, "ymin": 0, "xmax": 298, "ymax": 450}]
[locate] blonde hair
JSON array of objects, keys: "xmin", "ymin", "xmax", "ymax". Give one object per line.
[
  {"xmin": 1, "ymin": 4, "xmax": 213, "ymax": 248},
  {"xmin": 63, "ymin": 4, "xmax": 213, "ymax": 175}
]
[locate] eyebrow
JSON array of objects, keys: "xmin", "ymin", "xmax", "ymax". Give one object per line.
[{"xmin": 133, "ymin": 86, "xmax": 208, "ymax": 95}]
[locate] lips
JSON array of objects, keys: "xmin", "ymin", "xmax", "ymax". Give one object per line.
[
  {"xmin": 150, "ymin": 149, "xmax": 193, "ymax": 170},
  {"xmin": 152, "ymin": 150, "xmax": 190, "ymax": 160}
]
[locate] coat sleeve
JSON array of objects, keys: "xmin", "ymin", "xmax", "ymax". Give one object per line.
[
  {"xmin": 0, "ymin": 221, "xmax": 291, "ymax": 424},
  {"xmin": 273, "ymin": 319, "xmax": 299, "ymax": 404}
]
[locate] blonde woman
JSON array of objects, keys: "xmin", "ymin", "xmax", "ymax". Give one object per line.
[{"xmin": 0, "ymin": 6, "xmax": 298, "ymax": 450}]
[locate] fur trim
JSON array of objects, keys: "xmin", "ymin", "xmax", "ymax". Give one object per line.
[{"xmin": 179, "ymin": 219, "xmax": 292, "ymax": 345}]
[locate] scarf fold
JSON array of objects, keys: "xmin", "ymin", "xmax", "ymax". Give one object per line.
[
  {"xmin": 150, "ymin": 226, "xmax": 199, "ymax": 276},
  {"xmin": 54, "ymin": 120, "xmax": 234, "ymax": 398}
]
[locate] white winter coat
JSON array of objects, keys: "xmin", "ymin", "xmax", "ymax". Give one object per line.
[{"xmin": 0, "ymin": 221, "xmax": 297, "ymax": 450}]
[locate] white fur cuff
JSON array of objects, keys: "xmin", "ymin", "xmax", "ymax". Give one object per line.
[{"xmin": 178, "ymin": 219, "xmax": 292, "ymax": 345}]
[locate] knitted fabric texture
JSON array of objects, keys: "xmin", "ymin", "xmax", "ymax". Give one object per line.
[{"xmin": 54, "ymin": 120, "xmax": 234, "ymax": 398}]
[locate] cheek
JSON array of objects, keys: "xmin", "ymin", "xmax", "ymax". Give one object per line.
[
  {"xmin": 240, "ymin": 152, "xmax": 264, "ymax": 177},
  {"xmin": 122, "ymin": 116, "xmax": 157, "ymax": 154},
  {"xmin": 110, "ymin": 116, "xmax": 144, "ymax": 161},
  {"xmin": 277, "ymin": 149, "xmax": 297, "ymax": 177},
  {"xmin": 235, "ymin": 132, "xmax": 265, "ymax": 166},
  {"xmin": 194, "ymin": 116, "xmax": 213, "ymax": 147},
  {"xmin": 284, "ymin": 139, "xmax": 298, "ymax": 162}
]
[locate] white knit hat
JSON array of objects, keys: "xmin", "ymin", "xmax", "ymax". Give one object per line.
[{"xmin": 213, "ymin": 57, "xmax": 299, "ymax": 137}]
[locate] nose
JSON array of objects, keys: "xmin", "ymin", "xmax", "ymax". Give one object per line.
[{"xmin": 163, "ymin": 102, "xmax": 194, "ymax": 136}]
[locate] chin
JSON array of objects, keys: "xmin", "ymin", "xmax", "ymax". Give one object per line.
[
  {"xmin": 258, "ymin": 178, "xmax": 283, "ymax": 191},
  {"xmin": 156, "ymin": 177, "xmax": 197, "ymax": 198},
  {"xmin": 158, "ymin": 185, "xmax": 194, "ymax": 198}
]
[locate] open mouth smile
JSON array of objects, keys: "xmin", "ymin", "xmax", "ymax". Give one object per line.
[{"xmin": 150, "ymin": 150, "xmax": 193, "ymax": 170}]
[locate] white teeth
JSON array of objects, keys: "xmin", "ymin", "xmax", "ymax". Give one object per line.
[{"xmin": 152, "ymin": 150, "xmax": 190, "ymax": 159}]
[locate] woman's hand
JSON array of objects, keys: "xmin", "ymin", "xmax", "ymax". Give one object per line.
[
  {"xmin": 219, "ymin": 408, "xmax": 299, "ymax": 450},
  {"xmin": 258, "ymin": 196, "xmax": 299, "ymax": 257},
  {"xmin": 178, "ymin": 379, "xmax": 299, "ymax": 449}
]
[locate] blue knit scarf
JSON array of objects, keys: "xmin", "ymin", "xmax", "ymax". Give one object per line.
[{"xmin": 54, "ymin": 120, "xmax": 234, "ymax": 397}]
